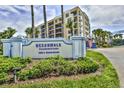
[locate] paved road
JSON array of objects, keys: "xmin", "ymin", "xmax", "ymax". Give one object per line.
[{"xmin": 93, "ymin": 47, "xmax": 124, "ymax": 88}]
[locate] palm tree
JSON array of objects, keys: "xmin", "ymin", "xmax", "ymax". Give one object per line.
[
  {"xmin": 0, "ymin": 27, "xmax": 16, "ymax": 39},
  {"xmin": 118, "ymin": 34, "xmax": 123, "ymax": 39},
  {"xmin": 25, "ymin": 27, "xmax": 40, "ymax": 38},
  {"xmin": 92, "ymin": 29, "xmax": 103, "ymax": 47},
  {"xmin": 4, "ymin": 27, "xmax": 16, "ymax": 38},
  {"xmin": 31, "ymin": 5, "xmax": 35, "ymax": 38},
  {"xmin": 43, "ymin": 5, "xmax": 47, "ymax": 38},
  {"xmin": 35, "ymin": 28, "xmax": 40, "ymax": 38},
  {"xmin": 25, "ymin": 27, "xmax": 32, "ymax": 38},
  {"xmin": 61, "ymin": 5, "xmax": 64, "ymax": 37},
  {"xmin": 66, "ymin": 18, "xmax": 74, "ymax": 39},
  {"xmin": 113, "ymin": 34, "xmax": 122, "ymax": 39}
]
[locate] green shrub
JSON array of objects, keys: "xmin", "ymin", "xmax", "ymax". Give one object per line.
[
  {"xmin": 17, "ymin": 70, "xmax": 29, "ymax": 81},
  {"xmin": 0, "ymin": 73, "xmax": 8, "ymax": 84},
  {"xmin": 18, "ymin": 56, "xmax": 99, "ymax": 81},
  {"xmin": 0, "ymin": 51, "xmax": 119, "ymax": 88},
  {"xmin": 0, "ymin": 57, "xmax": 32, "ymax": 73},
  {"xmin": 76, "ymin": 61, "xmax": 99, "ymax": 73},
  {"xmin": 0, "ymin": 56, "xmax": 32, "ymax": 82},
  {"xmin": 35, "ymin": 61, "xmax": 53, "ymax": 77},
  {"xmin": 59, "ymin": 63, "xmax": 78, "ymax": 75}
]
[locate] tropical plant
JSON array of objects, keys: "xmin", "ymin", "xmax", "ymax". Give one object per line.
[
  {"xmin": 66, "ymin": 18, "xmax": 74, "ymax": 37},
  {"xmin": 0, "ymin": 27, "xmax": 16, "ymax": 39},
  {"xmin": 113, "ymin": 34, "xmax": 123, "ymax": 39},
  {"xmin": 25, "ymin": 27, "xmax": 32, "ymax": 38},
  {"xmin": 0, "ymin": 56, "xmax": 32, "ymax": 84},
  {"xmin": 112, "ymin": 34, "xmax": 123, "ymax": 46},
  {"xmin": 35, "ymin": 28, "xmax": 40, "ymax": 38},
  {"xmin": 25, "ymin": 27, "xmax": 40, "ymax": 38},
  {"xmin": 92, "ymin": 29, "xmax": 113, "ymax": 47},
  {"xmin": 17, "ymin": 56, "xmax": 99, "ymax": 81},
  {"xmin": 0, "ymin": 27, "xmax": 16, "ymax": 55}
]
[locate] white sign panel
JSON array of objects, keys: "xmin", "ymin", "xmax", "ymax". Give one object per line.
[{"xmin": 22, "ymin": 41, "xmax": 72, "ymax": 58}]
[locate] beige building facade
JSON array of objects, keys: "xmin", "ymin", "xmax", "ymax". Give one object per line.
[{"xmin": 37, "ymin": 6, "xmax": 90, "ymax": 39}]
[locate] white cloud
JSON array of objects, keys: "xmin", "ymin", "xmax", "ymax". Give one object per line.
[
  {"xmin": 0, "ymin": 5, "xmax": 124, "ymax": 35},
  {"xmin": 0, "ymin": 5, "xmax": 57, "ymax": 35},
  {"xmin": 0, "ymin": 6, "xmax": 21, "ymax": 15},
  {"xmin": 80, "ymin": 5, "xmax": 124, "ymax": 31}
]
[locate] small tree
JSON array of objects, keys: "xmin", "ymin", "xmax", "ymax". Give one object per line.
[
  {"xmin": 0, "ymin": 27, "xmax": 16, "ymax": 55},
  {"xmin": 25, "ymin": 27, "xmax": 40, "ymax": 38},
  {"xmin": 92, "ymin": 28, "xmax": 113, "ymax": 47},
  {"xmin": 25, "ymin": 27, "xmax": 32, "ymax": 38},
  {"xmin": 66, "ymin": 18, "xmax": 74, "ymax": 37},
  {"xmin": 2, "ymin": 27, "xmax": 16, "ymax": 39}
]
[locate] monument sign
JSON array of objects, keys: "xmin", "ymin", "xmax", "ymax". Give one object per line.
[{"xmin": 1, "ymin": 36, "xmax": 86, "ymax": 59}]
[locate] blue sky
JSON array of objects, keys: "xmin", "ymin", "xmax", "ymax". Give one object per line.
[{"xmin": 0, "ymin": 5, "xmax": 124, "ymax": 36}]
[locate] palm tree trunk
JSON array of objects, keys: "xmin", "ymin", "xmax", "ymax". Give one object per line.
[
  {"xmin": 61, "ymin": 5, "xmax": 64, "ymax": 37},
  {"xmin": 31, "ymin": 5, "xmax": 35, "ymax": 38},
  {"xmin": 43, "ymin": 5, "xmax": 48, "ymax": 38}
]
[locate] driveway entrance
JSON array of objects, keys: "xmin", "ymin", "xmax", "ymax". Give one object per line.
[{"xmin": 94, "ymin": 47, "xmax": 124, "ymax": 88}]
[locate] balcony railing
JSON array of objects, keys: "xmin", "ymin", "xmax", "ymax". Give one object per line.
[
  {"xmin": 48, "ymin": 28, "xmax": 54, "ymax": 31},
  {"xmin": 48, "ymin": 24, "xmax": 53, "ymax": 26},
  {"xmin": 49, "ymin": 32, "xmax": 54, "ymax": 35}
]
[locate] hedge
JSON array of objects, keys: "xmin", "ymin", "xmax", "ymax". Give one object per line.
[
  {"xmin": 0, "ymin": 56, "xmax": 32, "ymax": 84},
  {"xmin": 17, "ymin": 56, "xmax": 99, "ymax": 81}
]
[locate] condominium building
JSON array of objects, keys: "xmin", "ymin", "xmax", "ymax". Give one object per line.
[{"xmin": 37, "ymin": 6, "xmax": 90, "ymax": 39}]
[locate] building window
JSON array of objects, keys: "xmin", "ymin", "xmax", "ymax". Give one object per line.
[
  {"xmin": 68, "ymin": 35, "xmax": 71, "ymax": 39},
  {"xmin": 71, "ymin": 10, "xmax": 77, "ymax": 16},
  {"xmin": 74, "ymin": 17, "xmax": 77, "ymax": 22},
  {"xmin": 66, "ymin": 13, "xmax": 69, "ymax": 17},
  {"xmin": 41, "ymin": 25, "xmax": 45, "ymax": 29},
  {"xmin": 55, "ymin": 23, "xmax": 62, "ymax": 28},
  {"xmin": 48, "ymin": 21, "xmax": 54, "ymax": 26},
  {"xmin": 55, "ymin": 20, "xmax": 57, "ymax": 23},
  {"xmin": 74, "ymin": 29, "xmax": 78, "ymax": 35},
  {"xmin": 59, "ymin": 18, "xmax": 62, "ymax": 21},
  {"xmin": 74, "ymin": 23, "xmax": 78, "ymax": 28},
  {"xmin": 67, "ymin": 18, "xmax": 72, "ymax": 22},
  {"xmin": 79, "ymin": 11, "xmax": 81, "ymax": 15},
  {"xmin": 68, "ymin": 30, "xmax": 71, "ymax": 34}
]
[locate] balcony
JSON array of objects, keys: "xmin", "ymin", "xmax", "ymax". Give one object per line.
[
  {"xmin": 41, "ymin": 34, "xmax": 45, "ymax": 38},
  {"xmin": 48, "ymin": 27, "xmax": 54, "ymax": 31},
  {"xmin": 55, "ymin": 27, "xmax": 63, "ymax": 29},
  {"xmin": 74, "ymin": 16, "xmax": 78, "ymax": 22},
  {"xmin": 41, "ymin": 29, "xmax": 45, "ymax": 32},
  {"xmin": 49, "ymin": 32, "xmax": 54, "ymax": 35},
  {"xmin": 56, "ymin": 34, "xmax": 63, "ymax": 38},
  {"xmin": 55, "ymin": 23, "xmax": 63, "ymax": 29},
  {"xmin": 56, "ymin": 29, "xmax": 63, "ymax": 34},
  {"xmin": 71, "ymin": 10, "xmax": 78, "ymax": 16},
  {"xmin": 41, "ymin": 25, "xmax": 45, "ymax": 29},
  {"xmin": 49, "ymin": 36, "xmax": 54, "ymax": 38},
  {"xmin": 48, "ymin": 21, "xmax": 54, "ymax": 27}
]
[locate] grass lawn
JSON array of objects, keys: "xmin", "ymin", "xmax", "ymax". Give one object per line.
[{"xmin": 0, "ymin": 50, "xmax": 120, "ymax": 88}]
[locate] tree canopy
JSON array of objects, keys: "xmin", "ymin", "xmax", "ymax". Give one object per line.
[
  {"xmin": 25, "ymin": 27, "xmax": 40, "ymax": 38},
  {"xmin": 92, "ymin": 28, "xmax": 112, "ymax": 47},
  {"xmin": 0, "ymin": 27, "xmax": 16, "ymax": 39}
]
